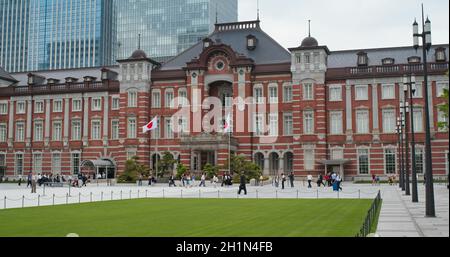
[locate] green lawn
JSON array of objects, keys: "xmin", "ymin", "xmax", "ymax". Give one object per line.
[{"xmin": 0, "ymin": 199, "xmax": 375, "ymax": 237}]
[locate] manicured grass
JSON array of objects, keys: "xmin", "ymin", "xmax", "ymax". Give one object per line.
[{"xmin": 0, "ymin": 199, "xmax": 374, "ymax": 237}]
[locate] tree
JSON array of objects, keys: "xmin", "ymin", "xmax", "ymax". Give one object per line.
[
  {"xmin": 203, "ymin": 163, "xmax": 219, "ymax": 179},
  {"xmin": 176, "ymin": 163, "xmax": 188, "ymax": 179},
  {"xmin": 158, "ymin": 152, "xmax": 176, "ymax": 178},
  {"xmin": 118, "ymin": 156, "xmax": 149, "ymax": 183},
  {"xmin": 438, "ymin": 88, "xmax": 449, "ymax": 131},
  {"xmin": 223, "ymin": 155, "xmax": 262, "ymax": 181}
]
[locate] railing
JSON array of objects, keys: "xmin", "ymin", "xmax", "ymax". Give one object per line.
[
  {"xmin": 356, "ymin": 190, "xmax": 382, "ymax": 237},
  {"xmin": 328, "ymin": 62, "xmax": 449, "ymax": 80},
  {"xmin": 0, "ymin": 81, "xmax": 120, "ymax": 97}
]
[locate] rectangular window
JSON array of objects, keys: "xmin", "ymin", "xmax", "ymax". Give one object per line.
[
  {"xmin": 152, "ymin": 91, "xmax": 161, "ymax": 108},
  {"xmin": 52, "ymin": 121, "xmax": 62, "ymax": 141},
  {"xmin": 128, "ymin": 91, "xmax": 138, "ymax": 107},
  {"xmin": 0, "ymin": 123, "xmax": 7, "ymax": 142},
  {"xmin": 0, "ymin": 154, "xmax": 5, "ymax": 167},
  {"xmin": 304, "ymin": 149, "xmax": 314, "ymax": 170},
  {"xmin": 151, "ymin": 119, "xmax": 160, "ymax": 138},
  {"xmin": 72, "ymin": 99, "xmax": 82, "ymax": 112},
  {"xmin": 414, "ymin": 148, "xmax": 424, "ymax": 174},
  {"xmin": 127, "ymin": 150, "xmax": 137, "ymax": 160},
  {"xmin": 34, "ymin": 121, "xmax": 43, "ymax": 142},
  {"xmin": 283, "ymin": 84, "xmax": 293, "ymax": 103},
  {"xmin": 283, "ymin": 113, "xmax": 293, "ymax": 136},
  {"xmin": 51, "ymin": 152, "xmax": 61, "ymax": 174},
  {"xmin": 178, "ymin": 117, "xmax": 189, "ymax": 134},
  {"xmin": 17, "ymin": 101, "xmax": 26, "ymax": 114},
  {"xmin": 382, "ymin": 109, "xmax": 396, "ymax": 133},
  {"xmin": 178, "ymin": 90, "xmax": 188, "ymax": 107},
  {"xmin": 91, "ymin": 98, "xmax": 102, "ymax": 111},
  {"xmin": 356, "ymin": 110, "xmax": 369, "ymax": 134},
  {"xmin": 111, "ymin": 97, "xmax": 120, "ymax": 110},
  {"xmin": 15, "ymin": 153, "xmax": 24, "ymax": 175},
  {"xmin": 16, "ymin": 122, "xmax": 25, "ymax": 142},
  {"xmin": 165, "ymin": 91, "xmax": 174, "ymax": 108},
  {"xmin": 385, "ymin": 149, "xmax": 396, "ymax": 174},
  {"xmin": 304, "ymin": 111, "xmax": 314, "ymax": 134},
  {"xmin": 111, "ymin": 120, "xmax": 119, "ymax": 140},
  {"xmin": 253, "ymin": 113, "xmax": 264, "ymax": 136},
  {"xmin": 34, "ymin": 101, "xmax": 44, "ymax": 113},
  {"xmin": 71, "ymin": 153, "xmax": 81, "ymax": 175},
  {"xmin": 165, "ymin": 118, "xmax": 174, "ymax": 139},
  {"xmin": 436, "ymin": 82, "xmax": 449, "ymax": 97},
  {"xmin": 413, "ymin": 83, "xmax": 423, "ymax": 98},
  {"xmin": 413, "ymin": 108, "xmax": 424, "ymax": 132},
  {"xmin": 53, "ymin": 100, "xmax": 63, "ymax": 112},
  {"xmin": 355, "ymin": 85, "xmax": 369, "ymax": 100},
  {"xmin": 304, "ymin": 53, "xmax": 311, "ymax": 64},
  {"xmin": 269, "ymin": 113, "xmax": 278, "ymax": 136},
  {"xmin": 331, "ymin": 149, "xmax": 344, "ymax": 160},
  {"xmin": 303, "ymin": 83, "xmax": 314, "ymax": 100},
  {"xmin": 269, "ymin": 85, "xmax": 278, "ymax": 104},
  {"xmin": 330, "ymin": 111, "xmax": 343, "ymax": 135},
  {"xmin": 32, "ymin": 153, "xmax": 42, "ymax": 174},
  {"xmin": 254, "ymin": 87, "xmax": 264, "ymax": 104},
  {"xmin": 72, "ymin": 120, "xmax": 81, "ymax": 141},
  {"xmin": 438, "ymin": 110, "xmax": 448, "ymax": 132},
  {"xmin": 329, "ymin": 85, "xmax": 342, "ymax": 101},
  {"xmin": 358, "ymin": 149, "xmax": 370, "ymax": 175},
  {"xmin": 382, "ymin": 84, "xmax": 395, "ymax": 99},
  {"xmin": 128, "ymin": 118, "xmax": 136, "ymax": 139},
  {"xmin": 91, "ymin": 120, "xmax": 101, "ymax": 140},
  {"xmin": 0, "ymin": 103, "xmax": 8, "ymax": 115}
]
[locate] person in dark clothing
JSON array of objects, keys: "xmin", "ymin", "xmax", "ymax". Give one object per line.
[
  {"xmin": 288, "ymin": 172, "xmax": 295, "ymax": 188},
  {"xmin": 148, "ymin": 175, "xmax": 153, "ymax": 186},
  {"xmin": 27, "ymin": 172, "xmax": 32, "ymax": 188},
  {"xmin": 238, "ymin": 174, "xmax": 247, "ymax": 195}
]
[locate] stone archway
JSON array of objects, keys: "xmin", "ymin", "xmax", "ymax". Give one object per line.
[
  {"xmin": 284, "ymin": 152, "xmax": 294, "ymax": 174},
  {"xmin": 269, "ymin": 152, "xmax": 280, "ymax": 176},
  {"xmin": 254, "ymin": 152, "xmax": 265, "ymax": 172}
]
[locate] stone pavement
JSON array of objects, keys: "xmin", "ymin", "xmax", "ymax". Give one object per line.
[{"xmin": 377, "ymin": 183, "xmax": 449, "ymax": 237}]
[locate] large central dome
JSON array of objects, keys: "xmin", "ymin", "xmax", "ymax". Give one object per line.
[{"xmin": 130, "ymin": 49, "xmax": 148, "ymax": 59}]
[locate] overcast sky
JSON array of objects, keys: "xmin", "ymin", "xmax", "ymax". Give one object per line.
[{"xmin": 238, "ymin": 0, "xmax": 449, "ymax": 51}]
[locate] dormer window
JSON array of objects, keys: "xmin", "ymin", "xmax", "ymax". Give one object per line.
[
  {"xmin": 47, "ymin": 78, "xmax": 60, "ymax": 85},
  {"xmin": 246, "ymin": 35, "xmax": 257, "ymax": 51},
  {"xmin": 65, "ymin": 77, "xmax": 78, "ymax": 83},
  {"xmin": 435, "ymin": 47, "xmax": 447, "ymax": 62},
  {"xmin": 357, "ymin": 52, "xmax": 368, "ymax": 66},
  {"xmin": 408, "ymin": 56, "xmax": 421, "ymax": 64},
  {"xmin": 203, "ymin": 38, "xmax": 213, "ymax": 49},
  {"xmin": 382, "ymin": 58, "xmax": 395, "ymax": 65}
]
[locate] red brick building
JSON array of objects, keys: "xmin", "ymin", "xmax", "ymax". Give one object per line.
[{"xmin": 0, "ymin": 20, "xmax": 448, "ymax": 180}]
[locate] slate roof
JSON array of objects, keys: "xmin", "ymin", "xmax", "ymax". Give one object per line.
[
  {"xmin": 161, "ymin": 21, "xmax": 292, "ymax": 70},
  {"xmin": 328, "ymin": 44, "xmax": 449, "ymax": 68},
  {"xmin": 0, "ymin": 66, "xmax": 18, "ymax": 83}
]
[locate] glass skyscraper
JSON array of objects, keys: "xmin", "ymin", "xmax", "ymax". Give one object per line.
[
  {"xmin": 115, "ymin": 0, "xmax": 238, "ymax": 62},
  {"xmin": 0, "ymin": 0, "xmax": 116, "ymax": 73}
]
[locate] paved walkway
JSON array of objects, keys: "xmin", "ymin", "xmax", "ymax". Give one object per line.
[{"xmin": 377, "ymin": 184, "xmax": 449, "ymax": 237}]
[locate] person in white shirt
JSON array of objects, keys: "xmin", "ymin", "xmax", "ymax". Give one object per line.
[
  {"xmin": 212, "ymin": 175, "xmax": 218, "ymax": 188},
  {"xmin": 307, "ymin": 174, "xmax": 313, "ymax": 188}
]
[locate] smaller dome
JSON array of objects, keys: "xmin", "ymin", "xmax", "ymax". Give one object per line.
[
  {"xmin": 301, "ymin": 36, "xmax": 319, "ymax": 47},
  {"xmin": 130, "ymin": 49, "xmax": 148, "ymax": 59}
]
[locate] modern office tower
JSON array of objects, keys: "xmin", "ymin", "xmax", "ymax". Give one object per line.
[
  {"xmin": 115, "ymin": 0, "xmax": 238, "ymax": 62},
  {"xmin": 0, "ymin": 0, "xmax": 116, "ymax": 72}
]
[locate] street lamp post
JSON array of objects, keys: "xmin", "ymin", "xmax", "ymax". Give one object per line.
[
  {"xmin": 413, "ymin": 4, "xmax": 435, "ymax": 217},
  {"xmin": 397, "ymin": 117, "xmax": 405, "ymax": 191},
  {"xmin": 404, "ymin": 74, "xmax": 419, "ymax": 202},
  {"xmin": 401, "ymin": 100, "xmax": 411, "ymax": 196}
]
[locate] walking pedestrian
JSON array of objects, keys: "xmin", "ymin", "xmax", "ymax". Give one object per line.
[
  {"xmin": 372, "ymin": 174, "xmax": 377, "ymax": 186},
  {"xmin": 336, "ymin": 174, "xmax": 343, "ymax": 191},
  {"xmin": 199, "ymin": 173, "xmax": 206, "ymax": 187},
  {"xmin": 148, "ymin": 175, "xmax": 153, "ymax": 186},
  {"xmin": 317, "ymin": 174, "xmax": 325, "ymax": 188},
  {"xmin": 18, "ymin": 175, "xmax": 22, "ymax": 186},
  {"xmin": 238, "ymin": 174, "xmax": 247, "ymax": 195},
  {"xmin": 212, "ymin": 175, "xmax": 219, "ymax": 188},
  {"xmin": 138, "ymin": 174, "xmax": 143, "ymax": 186},
  {"xmin": 289, "ymin": 172, "xmax": 295, "ymax": 188},
  {"xmin": 274, "ymin": 176, "xmax": 279, "ymax": 188},
  {"xmin": 281, "ymin": 173, "xmax": 286, "ymax": 190},
  {"xmin": 307, "ymin": 174, "xmax": 313, "ymax": 188},
  {"xmin": 259, "ymin": 175, "xmax": 264, "ymax": 187},
  {"xmin": 31, "ymin": 174, "xmax": 37, "ymax": 194},
  {"xmin": 27, "ymin": 172, "xmax": 32, "ymax": 188}
]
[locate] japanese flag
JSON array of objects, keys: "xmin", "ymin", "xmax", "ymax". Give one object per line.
[
  {"xmin": 223, "ymin": 114, "xmax": 232, "ymax": 133},
  {"xmin": 143, "ymin": 116, "xmax": 158, "ymax": 133}
]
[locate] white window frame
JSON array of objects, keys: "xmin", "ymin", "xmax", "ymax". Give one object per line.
[
  {"xmin": 438, "ymin": 109, "xmax": 448, "ymax": 132},
  {"xmin": 91, "ymin": 120, "xmax": 102, "ymax": 140},
  {"xmin": 0, "ymin": 123, "xmax": 7, "ymax": 142},
  {"xmin": 283, "ymin": 83, "xmax": 293, "ymax": 103},
  {"xmin": 111, "ymin": 96, "xmax": 120, "ymax": 110},
  {"xmin": 111, "ymin": 119, "xmax": 120, "ymax": 140},
  {"xmin": 283, "ymin": 113, "xmax": 293, "ymax": 136},
  {"xmin": 72, "ymin": 99, "xmax": 82, "ymax": 112},
  {"xmin": 71, "ymin": 120, "xmax": 81, "ymax": 141},
  {"xmin": 330, "ymin": 111, "xmax": 343, "ymax": 135},
  {"xmin": 268, "ymin": 83, "xmax": 278, "ymax": 104},
  {"xmin": 303, "ymin": 83, "xmax": 314, "ymax": 100},
  {"xmin": 355, "ymin": 85, "xmax": 369, "ymax": 101},
  {"xmin": 356, "ymin": 110, "xmax": 370, "ymax": 134},
  {"xmin": 178, "ymin": 88, "xmax": 188, "ymax": 107},
  {"xmin": 52, "ymin": 121, "xmax": 62, "ymax": 141},
  {"xmin": 268, "ymin": 113, "xmax": 279, "ymax": 136},
  {"xmin": 413, "ymin": 107, "xmax": 424, "ymax": 133},
  {"xmin": 128, "ymin": 90, "xmax": 138, "ymax": 108},
  {"xmin": 304, "ymin": 149, "xmax": 315, "ymax": 171},
  {"xmin": 164, "ymin": 117, "xmax": 174, "ymax": 139},
  {"xmin": 91, "ymin": 97, "xmax": 102, "ymax": 111},
  {"xmin": 0, "ymin": 102, "xmax": 8, "ymax": 115},
  {"xmin": 152, "ymin": 91, "xmax": 161, "ymax": 108},
  {"xmin": 254, "ymin": 85, "xmax": 264, "ymax": 104},
  {"xmin": 127, "ymin": 117, "xmax": 137, "ymax": 139},
  {"xmin": 412, "ymin": 83, "xmax": 423, "ymax": 98},
  {"xmin": 32, "ymin": 152, "xmax": 42, "ymax": 174},
  {"xmin": 303, "ymin": 110, "xmax": 314, "ymax": 134},
  {"xmin": 34, "ymin": 121, "xmax": 43, "ymax": 142},
  {"xmin": 34, "ymin": 101, "xmax": 44, "ymax": 114},
  {"xmin": 16, "ymin": 122, "xmax": 25, "ymax": 142},
  {"xmin": 165, "ymin": 89, "xmax": 175, "ymax": 108},
  {"xmin": 16, "ymin": 101, "xmax": 26, "ymax": 114},
  {"xmin": 51, "ymin": 152, "xmax": 62, "ymax": 174},
  {"xmin": 15, "ymin": 152, "xmax": 24, "ymax": 175},
  {"xmin": 71, "ymin": 152, "xmax": 81, "ymax": 175},
  {"xmin": 436, "ymin": 81, "xmax": 449, "ymax": 97},
  {"xmin": 384, "ymin": 148, "xmax": 397, "ymax": 175},
  {"xmin": 53, "ymin": 99, "xmax": 63, "ymax": 113},
  {"xmin": 382, "ymin": 109, "xmax": 396, "ymax": 134},
  {"xmin": 253, "ymin": 113, "xmax": 265, "ymax": 136},
  {"xmin": 357, "ymin": 148, "xmax": 370, "ymax": 175},
  {"xmin": 329, "ymin": 85, "xmax": 342, "ymax": 101},
  {"xmin": 381, "ymin": 84, "xmax": 395, "ymax": 100}
]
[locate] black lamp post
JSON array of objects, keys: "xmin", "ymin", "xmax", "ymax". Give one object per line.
[
  {"xmin": 404, "ymin": 74, "xmax": 419, "ymax": 203},
  {"xmin": 413, "ymin": 4, "xmax": 435, "ymax": 217},
  {"xmin": 400, "ymin": 100, "xmax": 411, "ymax": 196},
  {"xmin": 397, "ymin": 117, "xmax": 405, "ymax": 191}
]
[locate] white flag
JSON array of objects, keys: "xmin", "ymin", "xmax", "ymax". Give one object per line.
[
  {"xmin": 143, "ymin": 116, "xmax": 158, "ymax": 133},
  {"xmin": 223, "ymin": 114, "xmax": 232, "ymax": 133}
]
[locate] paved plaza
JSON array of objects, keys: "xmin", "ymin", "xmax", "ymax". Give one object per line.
[{"xmin": 0, "ymin": 181, "xmax": 448, "ymax": 237}]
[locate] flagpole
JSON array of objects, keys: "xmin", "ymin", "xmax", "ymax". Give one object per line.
[{"xmin": 156, "ymin": 119, "xmax": 159, "ymax": 180}]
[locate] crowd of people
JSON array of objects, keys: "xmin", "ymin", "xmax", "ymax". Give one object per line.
[{"xmin": 272, "ymin": 172, "xmax": 295, "ymax": 190}]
